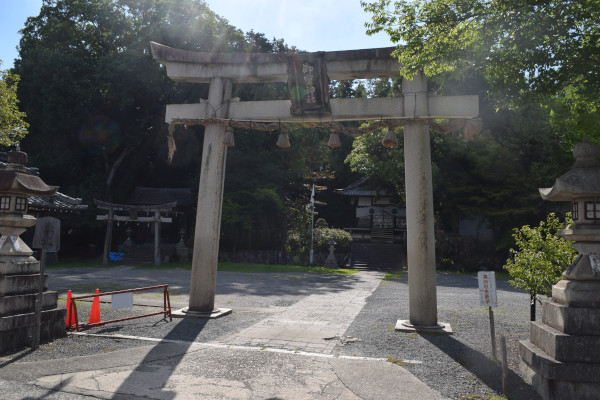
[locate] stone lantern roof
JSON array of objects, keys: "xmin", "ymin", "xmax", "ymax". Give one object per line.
[
  {"xmin": 0, "ymin": 150, "xmax": 58, "ymax": 196},
  {"xmin": 539, "ymin": 138, "xmax": 600, "ymax": 201}
]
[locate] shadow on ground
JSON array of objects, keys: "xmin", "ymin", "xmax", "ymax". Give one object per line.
[{"xmin": 421, "ymin": 333, "xmax": 540, "ymax": 400}]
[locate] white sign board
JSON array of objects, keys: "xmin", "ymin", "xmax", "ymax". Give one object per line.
[
  {"xmin": 478, "ymin": 271, "xmax": 497, "ymax": 307},
  {"xmin": 111, "ymin": 292, "xmax": 133, "ymax": 310}
]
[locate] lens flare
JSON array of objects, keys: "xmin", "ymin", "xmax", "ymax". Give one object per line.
[{"xmin": 79, "ymin": 115, "xmax": 121, "ymax": 155}]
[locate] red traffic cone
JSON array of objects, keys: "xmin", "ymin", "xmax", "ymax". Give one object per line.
[
  {"xmin": 65, "ymin": 290, "xmax": 72, "ymax": 327},
  {"xmin": 88, "ymin": 288, "xmax": 101, "ymax": 324}
]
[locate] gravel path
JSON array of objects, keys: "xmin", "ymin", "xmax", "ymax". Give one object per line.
[{"xmin": 0, "ymin": 267, "xmax": 542, "ymax": 399}]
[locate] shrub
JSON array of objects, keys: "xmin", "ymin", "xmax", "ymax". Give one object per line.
[{"xmin": 503, "ymin": 213, "xmax": 577, "ymax": 320}]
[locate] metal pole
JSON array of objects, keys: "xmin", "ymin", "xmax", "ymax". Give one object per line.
[
  {"xmin": 310, "ymin": 199, "xmax": 314, "ymax": 265},
  {"xmin": 32, "ymin": 249, "xmax": 47, "ymax": 350}
]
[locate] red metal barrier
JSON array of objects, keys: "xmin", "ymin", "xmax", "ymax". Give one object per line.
[{"xmin": 66, "ymin": 285, "xmax": 172, "ymax": 332}]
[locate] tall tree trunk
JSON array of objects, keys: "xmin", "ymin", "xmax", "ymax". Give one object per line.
[
  {"xmin": 530, "ymin": 293, "xmax": 536, "ymax": 321},
  {"xmin": 104, "ymin": 147, "xmax": 132, "ymax": 202}
]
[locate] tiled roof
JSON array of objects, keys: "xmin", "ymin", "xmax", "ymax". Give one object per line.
[
  {"xmin": 335, "ymin": 177, "xmax": 388, "ymax": 197},
  {"xmin": 127, "ymin": 187, "xmax": 193, "ymax": 206},
  {"xmin": 29, "ymin": 192, "xmax": 88, "ymax": 213}
]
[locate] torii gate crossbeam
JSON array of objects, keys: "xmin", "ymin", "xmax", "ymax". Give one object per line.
[{"xmin": 151, "ymin": 42, "xmax": 477, "ymax": 330}]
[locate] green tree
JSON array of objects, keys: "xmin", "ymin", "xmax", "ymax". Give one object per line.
[
  {"xmin": 0, "ymin": 62, "xmax": 28, "ymax": 146},
  {"xmin": 503, "ymin": 213, "xmax": 577, "ymax": 321},
  {"xmin": 15, "ymin": 0, "xmax": 244, "ymax": 201},
  {"xmin": 345, "ymin": 127, "xmax": 405, "ymax": 201},
  {"xmin": 362, "ymin": 1, "xmax": 600, "ymax": 101},
  {"xmin": 361, "ymin": 0, "xmax": 600, "ymax": 146}
]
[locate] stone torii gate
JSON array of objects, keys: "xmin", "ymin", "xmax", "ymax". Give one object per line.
[
  {"xmin": 151, "ymin": 42, "xmax": 478, "ymax": 329},
  {"xmin": 95, "ymin": 200, "xmax": 175, "ymax": 267}
]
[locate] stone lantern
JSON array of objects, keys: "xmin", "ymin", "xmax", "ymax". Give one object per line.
[
  {"xmin": 0, "ymin": 150, "xmax": 66, "ymax": 353},
  {"xmin": 520, "ymin": 138, "xmax": 600, "ymax": 399}
]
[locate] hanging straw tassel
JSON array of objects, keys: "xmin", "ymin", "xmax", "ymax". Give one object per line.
[
  {"xmin": 223, "ymin": 125, "xmax": 235, "ymax": 147},
  {"xmin": 381, "ymin": 129, "xmax": 398, "ymax": 148},
  {"xmin": 167, "ymin": 122, "xmax": 177, "ymax": 164},
  {"xmin": 328, "ymin": 131, "xmax": 341, "ymax": 148},
  {"xmin": 276, "ymin": 128, "xmax": 290, "ymax": 148}
]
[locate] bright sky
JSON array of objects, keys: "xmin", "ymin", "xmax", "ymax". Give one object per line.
[{"xmin": 0, "ymin": 0, "xmax": 394, "ymax": 69}]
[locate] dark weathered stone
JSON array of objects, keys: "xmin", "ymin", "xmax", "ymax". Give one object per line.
[
  {"xmin": 0, "ymin": 309, "xmax": 66, "ymax": 354},
  {"xmin": 0, "ymin": 256, "xmax": 39, "ymax": 275},
  {"xmin": 542, "ymin": 300, "xmax": 600, "ymax": 336},
  {"xmin": 552, "ymin": 280, "xmax": 600, "ymax": 308},
  {"xmin": 530, "ymin": 321, "xmax": 600, "ymax": 363},
  {"xmin": 0, "ymin": 291, "xmax": 58, "ymax": 316},
  {"xmin": 0, "ymin": 274, "xmax": 48, "ymax": 296}
]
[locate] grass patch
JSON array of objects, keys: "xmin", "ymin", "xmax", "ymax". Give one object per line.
[
  {"xmin": 45, "ymin": 259, "xmax": 124, "ymax": 269},
  {"xmin": 137, "ymin": 261, "xmax": 357, "ymax": 275},
  {"xmin": 386, "ymin": 356, "xmax": 410, "ymax": 366},
  {"xmin": 381, "ymin": 270, "xmax": 406, "ymax": 282}
]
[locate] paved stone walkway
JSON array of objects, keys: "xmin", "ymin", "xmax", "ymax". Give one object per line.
[{"xmin": 221, "ymin": 271, "xmax": 385, "ymax": 353}]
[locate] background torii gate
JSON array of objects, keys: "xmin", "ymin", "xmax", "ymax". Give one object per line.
[{"xmin": 151, "ymin": 42, "xmax": 478, "ymax": 329}]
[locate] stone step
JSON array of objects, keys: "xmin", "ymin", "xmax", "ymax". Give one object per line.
[
  {"xmin": 0, "ymin": 256, "xmax": 40, "ymax": 275},
  {"xmin": 349, "ymin": 243, "xmax": 404, "ymax": 270},
  {"xmin": 0, "ymin": 274, "xmax": 48, "ymax": 296},
  {"xmin": 0, "ymin": 308, "xmax": 66, "ymax": 354},
  {"xmin": 530, "ymin": 320, "xmax": 600, "ymax": 363},
  {"xmin": 542, "ymin": 299, "xmax": 600, "ymax": 336},
  {"xmin": 0, "ymin": 308, "xmax": 66, "ymax": 332},
  {"xmin": 0, "ymin": 291, "xmax": 58, "ymax": 316}
]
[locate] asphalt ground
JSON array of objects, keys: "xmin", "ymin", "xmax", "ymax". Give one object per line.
[{"xmin": 0, "ymin": 265, "xmax": 542, "ymax": 399}]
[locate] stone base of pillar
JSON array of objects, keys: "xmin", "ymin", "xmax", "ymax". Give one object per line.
[
  {"xmin": 520, "ymin": 340, "xmax": 600, "ymax": 400},
  {"xmin": 0, "ymin": 309, "xmax": 66, "ymax": 354},
  {"xmin": 0, "ymin": 257, "xmax": 66, "ymax": 354},
  {"xmin": 172, "ymin": 307, "xmax": 232, "ymax": 319},
  {"xmin": 395, "ymin": 319, "xmax": 453, "ymax": 334},
  {"xmin": 520, "ymin": 293, "xmax": 600, "ymax": 399}
]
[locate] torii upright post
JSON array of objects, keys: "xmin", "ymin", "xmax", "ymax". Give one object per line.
[
  {"xmin": 395, "ymin": 72, "xmax": 450, "ymax": 332},
  {"xmin": 179, "ymin": 76, "xmax": 233, "ymax": 318}
]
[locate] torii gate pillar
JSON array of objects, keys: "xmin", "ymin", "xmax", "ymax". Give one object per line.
[
  {"xmin": 396, "ymin": 72, "xmax": 450, "ymax": 332},
  {"xmin": 176, "ymin": 76, "xmax": 233, "ymax": 318}
]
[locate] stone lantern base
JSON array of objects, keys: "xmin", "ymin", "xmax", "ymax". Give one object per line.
[
  {"xmin": 519, "ymin": 278, "xmax": 600, "ymax": 400},
  {"xmin": 0, "ymin": 255, "xmax": 66, "ymax": 354}
]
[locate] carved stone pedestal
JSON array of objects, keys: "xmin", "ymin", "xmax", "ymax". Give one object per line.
[
  {"xmin": 520, "ymin": 291, "xmax": 600, "ymax": 400},
  {"xmin": 521, "ymin": 139, "xmax": 600, "ymax": 399},
  {"xmin": 0, "ymin": 256, "xmax": 65, "ymax": 353}
]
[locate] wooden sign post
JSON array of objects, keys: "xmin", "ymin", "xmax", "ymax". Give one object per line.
[
  {"xmin": 478, "ymin": 271, "xmax": 498, "ymax": 359},
  {"xmin": 31, "ymin": 216, "xmax": 61, "ymax": 350}
]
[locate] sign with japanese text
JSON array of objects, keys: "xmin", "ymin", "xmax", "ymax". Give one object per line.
[
  {"xmin": 32, "ymin": 217, "xmax": 61, "ymax": 250},
  {"xmin": 478, "ymin": 271, "xmax": 497, "ymax": 307},
  {"xmin": 287, "ymin": 54, "xmax": 330, "ymax": 115}
]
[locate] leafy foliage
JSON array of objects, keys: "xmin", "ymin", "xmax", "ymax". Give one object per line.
[
  {"xmin": 503, "ymin": 213, "xmax": 577, "ymax": 298},
  {"xmin": 15, "ymin": 0, "xmax": 246, "ymax": 201},
  {"xmin": 0, "ymin": 63, "xmax": 28, "ymax": 146},
  {"xmin": 286, "ymin": 223, "xmax": 352, "ymax": 254},
  {"xmin": 345, "ymin": 127, "xmax": 405, "ymax": 201},
  {"xmin": 362, "ymin": 0, "xmax": 600, "ymax": 106}
]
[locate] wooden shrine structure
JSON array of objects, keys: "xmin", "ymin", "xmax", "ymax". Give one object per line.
[
  {"xmin": 95, "ymin": 199, "xmax": 175, "ymax": 266},
  {"xmin": 151, "ymin": 42, "xmax": 479, "ymax": 328}
]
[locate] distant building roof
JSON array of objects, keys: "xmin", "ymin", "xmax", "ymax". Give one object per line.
[
  {"xmin": 335, "ymin": 177, "xmax": 388, "ymax": 197},
  {"xmin": 29, "ymin": 192, "xmax": 88, "ymax": 213},
  {"xmin": 127, "ymin": 187, "xmax": 193, "ymax": 206}
]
